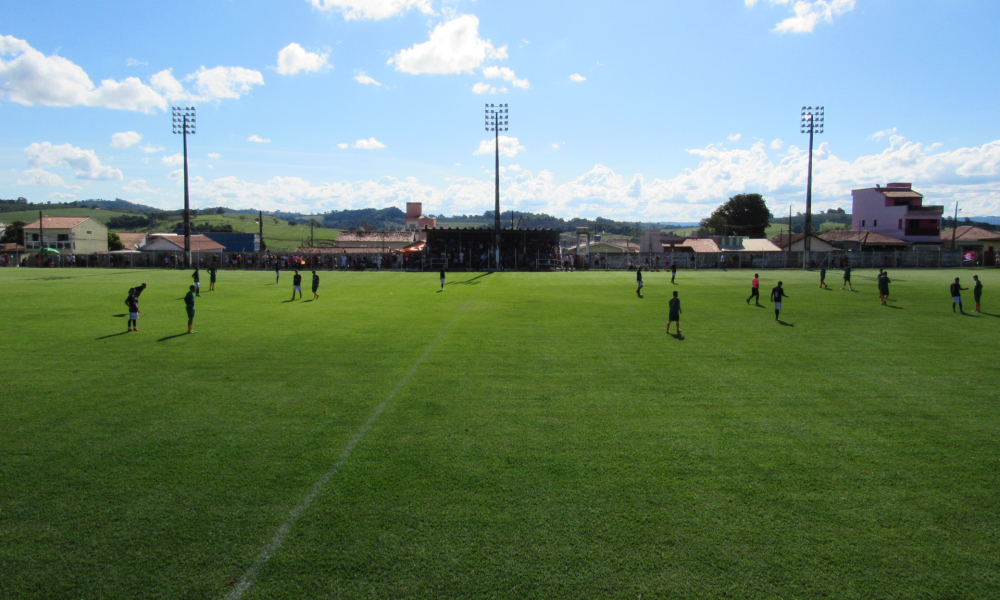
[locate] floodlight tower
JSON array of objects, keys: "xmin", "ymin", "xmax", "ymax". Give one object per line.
[
  {"xmin": 485, "ymin": 103, "xmax": 508, "ymax": 268},
  {"xmin": 800, "ymin": 106, "xmax": 824, "ymax": 264},
  {"xmin": 172, "ymin": 106, "xmax": 196, "ymax": 268}
]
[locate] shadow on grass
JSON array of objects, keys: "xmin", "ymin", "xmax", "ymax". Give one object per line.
[
  {"xmin": 157, "ymin": 333, "xmax": 189, "ymax": 342},
  {"xmin": 303, "ymin": 299, "xmax": 315, "ymax": 303},
  {"xmin": 112, "ymin": 313, "xmax": 127, "ymax": 317},
  {"xmin": 961, "ymin": 312, "xmax": 980, "ymax": 318},
  {"xmin": 669, "ymin": 332, "xmax": 684, "ymax": 340},
  {"xmin": 980, "ymin": 312, "xmax": 1000, "ymax": 318},
  {"xmin": 886, "ymin": 304, "xmax": 904, "ymax": 310},
  {"xmin": 777, "ymin": 320, "xmax": 795, "ymax": 327},
  {"xmin": 448, "ymin": 272, "xmax": 494, "ymax": 286},
  {"xmin": 95, "ymin": 331, "xmax": 131, "ymax": 340},
  {"xmin": 750, "ymin": 303, "xmax": 765, "ymax": 308}
]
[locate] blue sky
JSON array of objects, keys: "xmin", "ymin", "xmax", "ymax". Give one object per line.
[{"xmin": 2, "ymin": 0, "xmax": 999, "ymax": 220}]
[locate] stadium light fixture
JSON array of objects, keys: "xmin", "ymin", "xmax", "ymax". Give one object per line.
[
  {"xmin": 172, "ymin": 106, "xmax": 196, "ymax": 269},
  {"xmin": 800, "ymin": 105, "xmax": 824, "ymax": 263},
  {"xmin": 485, "ymin": 103, "xmax": 509, "ymax": 269}
]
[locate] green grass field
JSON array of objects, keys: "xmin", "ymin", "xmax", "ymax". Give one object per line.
[
  {"xmin": 0, "ymin": 207, "xmax": 133, "ymax": 226},
  {"xmin": 182, "ymin": 214, "xmax": 337, "ymax": 251},
  {"xmin": 1, "ymin": 267, "xmax": 998, "ymax": 599}
]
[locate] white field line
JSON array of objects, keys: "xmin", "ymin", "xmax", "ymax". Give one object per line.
[{"xmin": 224, "ymin": 289, "xmax": 481, "ymax": 600}]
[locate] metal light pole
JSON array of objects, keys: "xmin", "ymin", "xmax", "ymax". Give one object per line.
[
  {"xmin": 172, "ymin": 106, "xmax": 196, "ymax": 268},
  {"xmin": 485, "ymin": 103, "xmax": 508, "ymax": 269},
  {"xmin": 800, "ymin": 105, "xmax": 824, "ymax": 267}
]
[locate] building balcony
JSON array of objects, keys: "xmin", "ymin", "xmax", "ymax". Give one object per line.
[{"xmin": 905, "ymin": 206, "xmax": 944, "ymax": 216}]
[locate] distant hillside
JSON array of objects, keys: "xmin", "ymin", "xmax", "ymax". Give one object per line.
[{"xmin": 968, "ymin": 216, "xmax": 1000, "ymax": 226}]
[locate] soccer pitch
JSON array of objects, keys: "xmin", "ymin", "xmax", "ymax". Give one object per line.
[{"xmin": 1, "ymin": 267, "xmax": 997, "ymax": 599}]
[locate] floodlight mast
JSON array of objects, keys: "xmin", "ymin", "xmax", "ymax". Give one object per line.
[
  {"xmin": 485, "ymin": 103, "xmax": 508, "ymax": 269},
  {"xmin": 172, "ymin": 106, "xmax": 196, "ymax": 268},
  {"xmin": 800, "ymin": 105, "xmax": 824, "ymax": 266}
]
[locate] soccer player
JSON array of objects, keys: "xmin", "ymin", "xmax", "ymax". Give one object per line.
[
  {"xmin": 133, "ymin": 283, "xmax": 147, "ymax": 312},
  {"xmin": 126, "ymin": 288, "xmax": 139, "ymax": 332},
  {"xmin": 192, "ymin": 268, "xmax": 201, "ymax": 296},
  {"xmin": 666, "ymin": 290, "xmax": 681, "ymax": 335},
  {"xmin": 819, "ymin": 267, "xmax": 828, "ymax": 289},
  {"xmin": 311, "ymin": 270, "xmax": 320, "ymax": 300},
  {"xmin": 209, "ymin": 266, "xmax": 217, "ymax": 291},
  {"xmin": 771, "ymin": 281, "xmax": 788, "ymax": 321},
  {"xmin": 671, "ymin": 263, "xmax": 677, "ymax": 284},
  {"xmin": 878, "ymin": 270, "xmax": 891, "ymax": 305},
  {"xmin": 973, "ymin": 275, "xmax": 983, "ymax": 313},
  {"xmin": 951, "ymin": 277, "xmax": 968, "ymax": 313},
  {"xmin": 185, "ymin": 285, "xmax": 196, "ymax": 333},
  {"xmin": 747, "ymin": 273, "xmax": 761, "ymax": 305},
  {"xmin": 275, "ymin": 263, "xmax": 281, "ymax": 284},
  {"xmin": 841, "ymin": 265, "xmax": 853, "ymax": 291},
  {"xmin": 440, "ymin": 267, "xmax": 446, "ymax": 291},
  {"xmin": 636, "ymin": 266, "xmax": 644, "ymax": 298},
  {"xmin": 291, "ymin": 270, "xmax": 303, "ymax": 300}
]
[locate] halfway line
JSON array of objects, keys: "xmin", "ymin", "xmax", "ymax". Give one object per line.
[{"xmin": 224, "ymin": 287, "xmax": 482, "ymax": 600}]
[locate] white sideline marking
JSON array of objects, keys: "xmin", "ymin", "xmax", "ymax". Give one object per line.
[{"xmin": 224, "ymin": 291, "xmax": 480, "ymax": 600}]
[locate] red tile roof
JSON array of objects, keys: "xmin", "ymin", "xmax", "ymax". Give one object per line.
[
  {"xmin": 680, "ymin": 238, "xmax": 721, "ymax": 253},
  {"xmin": 819, "ymin": 230, "xmax": 909, "ymax": 246},
  {"xmin": 941, "ymin": 226, "xmax": 1000, "ymax": 241},
  {"xmin": 116, "ymin": 232, "xmax": 148, "ymax": 250},
  {"xmin": 23, "ymin": 217, "xmax": 101, "ymax": 230}
]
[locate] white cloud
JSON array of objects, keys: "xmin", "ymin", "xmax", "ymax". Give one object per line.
[
  {"xmin": 353, "ymin": 71, "xmax": 383, "ymax": 86},
  {"xmin": 162, "ymin": 134, "xmax": 1000, "ymax": 220},
  {"xmin": 247, "ymin": 135, "xmax": 271, "ymax": 143},
  {"xmin": 25, "ymin": 142, "xmax": 123, "ymax": 180},
  {"xmin": 208, "ymin": 153, "xmax": 221, "ymax": 159},
  {"xmin": 747, "ymin": 0, "xmax": 857, "ymax": 34},
  {"xmin": 141, "ymin": 145, "xmax": 164, "ymax": 154},
  {"xmin": 162, "ymin": 153, "xmax": 184, "ymax": 166},
  {"xmin": 307, "ymin": 0, "xmax": 433, "ymax": 20},
  {"xmin": 0, "ymin": 35, "xmax": 166, "ymax": 113},
  {"xmin": 111, "ymin": 131, "xmax": 142, "ymax": 149},
  {"xmin": 150, "ymin": 66, "xmax": 264, "ymax": 103},
  {"xmin": 867, "ymin": 127, "xmax": 898, "ymax": 142},
  {"xmin": 474, "ymin": 135, "xmax": 524, "ymax": 158},
  {"xmin": 19, "ymin": 168, "xmax": 70, "ymax": 188},
  {"xmin": 337, "ymin": 143, "xmax": 349, "ymax": 149},
  {"xmin": 551, "ymin": 143, "xmax": 560, "ymax": 150},
  {"xmin": 48, "ymin": 192, "xmax": 77, "ymax": 200},
  {"xmin": 569, "ymin": 73, "xmax": 586, "ymax": 82},
  {"xmin": 728, "ymin": 133, "xmax": 742, "ymax": 142},
  {"xmin": 482, "ymin": 66, "xmax": 529, "ymax": 89},
  {"xmin": 354, "ymin": 137, "xmax": 386, "ymax": 149},
  {"xmin": 770, "ymin": 138, "xmax": 783, "ymax": 149},
  {"xmin": 126, "ymin": 58, "xmax": 147, "ymax": 67},
  {"xmin": 472, "ymin": 82, "xmax": 496, "ymax": 94},
  {"xmin": 122, "ymin": 179, "xmax": 158, "ymax": 194},
  {"xmin": 389, "ymin": 15, "xmax": 508, "ymax": 75},
  {"xmin": 276, "ymin": 43, "xmax": 330, "ymax": 75}
]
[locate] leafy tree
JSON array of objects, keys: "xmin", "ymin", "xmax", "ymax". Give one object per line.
[
  {"xmin": 288, "ymin": 221, "xmax": 298, "ymax": 226},
  {"xmin": 216, "ymin": 207, "xmax": 225, "ymax": 215},
  {"xmin": 107, "ymin": 215, "xmax": 151, "ymax": 229},
  {"xmin": 108, "ymin": 231, "xmax": 124, "ymax": 251},
  {"xmin": 704, "ymin": 193, "xmax": 771, "ymax": 238},
  {"xmin": 700, "ymin": 213, "xmax": 727, "ymax": 235},
  {"xmin": 1, "ymin": 220, "xmax": 26, "ymax": 245}
]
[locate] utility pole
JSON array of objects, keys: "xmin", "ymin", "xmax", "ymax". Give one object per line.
[
  {"xmin": 951, "ymin": 202, "xmax": 959, "ymax": 249},
  {"xmin": 172, "ymin": 107, "xmax": 196, "ymax": 268},
  {"xmin": 485, "ymin": 103, "xmax": 508, "ymax": 269}
]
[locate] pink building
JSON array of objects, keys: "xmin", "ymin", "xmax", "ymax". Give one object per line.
[
  {"xmin": 404, "ymin": 202, "xmax": 438, "ymax": 241},
  {"xmin": 851, "ymin": 182, "xmax": 943, "ymax": 245}
]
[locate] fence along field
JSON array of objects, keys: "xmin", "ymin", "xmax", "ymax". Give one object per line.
[{"xmin": 0, "ymin": 267, "xmax": 996, "ymax": 599}]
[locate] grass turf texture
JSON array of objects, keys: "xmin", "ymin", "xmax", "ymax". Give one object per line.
[{"xmin": 1, "ymin": 268, "xmax": 998, "ymax": 599}]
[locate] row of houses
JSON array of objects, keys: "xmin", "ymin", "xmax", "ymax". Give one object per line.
[{"xmin": 3, "ymin": 217, "xmax": 261, "ymax": 255}]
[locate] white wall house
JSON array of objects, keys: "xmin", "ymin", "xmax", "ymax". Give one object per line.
[{"xmin": 851, "ymin": 183, "xmax": 943, "ymax": 245}]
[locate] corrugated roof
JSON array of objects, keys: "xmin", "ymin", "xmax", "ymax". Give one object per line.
[
  {"xmin": 882, "ymin": 190, "xmax": 923, "ymax": 198},
  {"xmin": 116, "ymin": 232, "xmax": 148, "ymax": 250},
  {"xmin": 23, "ymin": 217, "xmax": 100, "ymax": 230},
  {"xmin": 680, "ymin": 238, "xmax": 721, "ymax": 253},
  {"xmin": 739, "ymin": 239, "xmax": 783, "ymax": 252}
]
